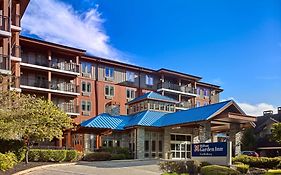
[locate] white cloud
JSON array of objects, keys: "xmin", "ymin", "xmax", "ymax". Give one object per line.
[
  {"xmin": 22, "ymin": 0, "xmax": 126, "ymax": 61},
  {"xmin": 222, "ymin": 97, "xmax": 278, "ymax": 116}
]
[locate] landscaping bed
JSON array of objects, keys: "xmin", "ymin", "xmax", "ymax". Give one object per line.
[{"xmin": 0, "ymin": 162, "xmax": 54, "ymax": 175}]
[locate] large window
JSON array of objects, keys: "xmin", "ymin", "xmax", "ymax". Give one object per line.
[
  {"xmin": 105, "ymin": 67, "xmax": 114, "ymax": 79},
  {"xmin": 145, "ymin": 75, "xmax": 154, "ymax": 86},
  {"xmin": 81, "ymin": 101, "xmax": 91, "ymax": 111},
  {"xmin": 126, "ymin": 88, "xmax": 136, "ymax": 100},
  {"xmin": 170, "ymin": 134, "xmax": 192, "ymax": 159},
  {"xmin": 81, "ymin": 62, "xmax": 92, "ymax": 77},
  {"xmin": 105, "ymin": 85, "xmax": 114, "ymax": 97},
  {"xmin": 126, "ymin": 71, "xmax": 135, "ymax": 82},
  {"xmin": 82, "ymin": 81, "xmax": 91, "ymax": 93}
]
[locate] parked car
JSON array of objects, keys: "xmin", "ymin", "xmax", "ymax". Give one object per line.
[{"xmin": 241, "ymin": 151, "xmax": 259, "ymax": 157}]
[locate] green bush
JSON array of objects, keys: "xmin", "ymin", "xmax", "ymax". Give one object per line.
[
  {"xmin": 201, "ymin": 161, "xmax": 212, "ymax": 167},
  {"xmin": 159, "ymin": 160, "xmax": 200, "ymax": 174},
  {"xmin": 0, "ymin": 152, "xmax": 18, "ymax": 171},
  {"xmin": 111, "ymin": 154, "xmax": 127, "ymax": 160},
  {"xmin": 162, "ymin": 173, "xmax": 189, "ymax": 175},
  {"xmin": 83, "ymin": 152, "xmax": 111, "ymax": 161},
  {"xmin": 233, "ymin": 155, "xmax": 281, "ymax": 169},
  {"xmin": 65, "ymin": 150, "xmax": 78, "ymax": 162},
  {"xmin": 233, "ymin": 163, "xmax": 249, "ymax": 174},
  {"xmin": 0, "ymin": 139, "xmax": 26, "ymax": 162},
  {"xmin": 201, "ymin": 165, "xmax": 239, "ymax": 175},
  {"xmin": 264, "ymin": 169, "xmax": 281, "ymax": 175},
  {"xmin": 29, "ymin": 149, "xmax": 77, "ymax": 162}
]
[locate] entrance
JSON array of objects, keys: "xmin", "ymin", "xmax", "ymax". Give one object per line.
[{"xmin": 170, "ymin": 134, "xmax": 192, "ymax": 159}]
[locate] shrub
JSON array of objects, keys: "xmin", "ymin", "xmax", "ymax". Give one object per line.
[
  {"xmin": 233, "ymin": 155, "xmax": 281, "ymax": 169},
  {"xmin": 0, "ymin": 152, "xmax": 18, "ymax": 171},
  {"xmin": 29, "ymin": 149, "xmax": 77, "ymax": 162},
  {"xmin": 159, "ymin": 160, "xmax": 200, "ymax": 174},
  {"xmin": 201, "ymin": 161, "xmax": 212, "ymax": 167},
  {"xmin": 264, "ymin": 169, "xmax": 281, "ymax": 175},
  {"xmin": 162, "ymin": 173, "xmax": 189, "ymax": 175},
  {"xmin": 233, "ymin": 163, "xmax": 249, "ymax": 174},
  {"xmin": 83, "ymin": 152, "xmax": 111, "ymax": 161},
  {"xmin": 0, "ymin": 139, "xmax": 26, "ymax": 162},
  {"xmin": 111, "ymin": 154, "xmax": 127, "ymax": 160},
  {"xmin": 200, "ymin": 165, "xmax": 239, "ymax": 175},
  {"xmin": 65, "ymin": 150, "xmax": 78, "ymax": 162}
]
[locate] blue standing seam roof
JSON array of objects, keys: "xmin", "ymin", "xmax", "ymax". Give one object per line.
[
  {"xmin": 126, "ymin": 92, "xmax": 179, "ymax": 105},
  {"xmin": 80, "ymin": 100, "xmax": 233, "ymax": 130}
]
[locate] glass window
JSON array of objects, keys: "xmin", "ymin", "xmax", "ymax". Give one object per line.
[
  {"xmin": 81, "ymin": 62, "xmax": 92, "ymax": 74},
  {"xmin": 145, "ymin": 140, "xmax": 149, "ymax": 152},
  {"xmin": 159, "ymin": 140, "xmax": 163, "ymax": 152},
  {"xmin": 126, "ymin": 88, "xmax": 135, "ymax": 99},
  {"xmin": 171, "ymin": 134, "xmax": 176, "ymax": 141},
  {"xmin": 152, "ymin": 141, "xmax": 156, "ymax": 152},
  {"xmin": 87, "ymin": 82, "xmax": 91, "ymax": 92},
  {"xmin": 105, "ymin": 85, "xmax": 114, "ymax": 96},
  {"xmin": 87, "ymin": 101, "xmax": 91, "ymax": 111},
  {"xmin": 82, "ymin": 82, "xmax": 86, "ymax": 92},
  {"xmin": 197, "ymin": 102, "xmax": 200, "ymax": 107},
  {"xmin": 105, "ymin": 67, "xmax": 114, "ymax": 79},
  {"xmin": 81, "ymin": 101, "xmax": 86, "ymax": 111},
  {"xmin": 204, "ymin": 89, "xmax": 209, "ymax": 96},
  {"xmin": 145, "ymin": 75, "xmax": 154, "ymax": 86},
  {"xmin": 126, "ymin": 71, "xmax": 135, "ymax": 82}
]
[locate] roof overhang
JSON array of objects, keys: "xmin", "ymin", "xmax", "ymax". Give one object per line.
[
  {"xmin": 156, "ymin": 68, "xmax": 202, "ymax": 81},
  {"xmin": 20, "ymin": 0, "xmax": 30, "ymax": 17}
]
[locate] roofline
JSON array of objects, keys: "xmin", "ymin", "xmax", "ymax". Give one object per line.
[
  {"xmin": 20, "ymin": 35, "xmax": 87, "ymax": 54},
  {"xmin": 20, "ymin": 0, "xmax": 30, "ymax": 17},
  {"xmin": 126, "ymin": 96, "xmax": 179, "ymax": 105},
  {"xmin": 157, "ymin": 68, "xmax": 202, "ymax": 80},
  {"xmin": 196, "ymin": 81, "xmax": 222, "ymax": 91},
  {"xmin": 82, "ymin": 54, "xmax": 155, "ymax": 73}
]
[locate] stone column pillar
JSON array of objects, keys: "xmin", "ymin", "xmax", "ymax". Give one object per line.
[
  {"xmin": 163, "ymin": 128, "xmax": 171, "ymax": 159},
  {"xmin": 192, "ymin": 127, "xmax": 200, "ymax": 144},
  {"xmin": 229, "ymin": 124, "xmax": 242, "ymax": 156},
  {"xmin": 136, "ymin": 128, "xmax": 145, "ymax": 159},
  {"xmin": 199, "ymin": 122, "xmax": 212, "ymax": 143}
]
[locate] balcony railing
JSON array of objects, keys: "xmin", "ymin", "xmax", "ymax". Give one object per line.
[
  {"xmin": 11, "ymin": 45, "xmax": 21, "ymax": 58},
  {"xmin": 58, "ymin": 102, "xmax": 79, "ymax": 114},
  {"xmin": 50, "ymin": 61, "xmax": 79, "ymax": 73},
  {"xmin": 176, "ymin": 101, "xmax": 195, "ymax": 109},
  {"xmin": 20, "ymin": 77, "xmax": 79, "ymax": 93},
  {"xmin": 157, "ymin": 82, "xmax": 196, "ymax": 94},
  {"xmin": 0, "ymin": 15, "xmax": 10, "ymax": 32},
  {"xmin": 0, "ymin": 54, "xmax": 9, "ymax": 70}
]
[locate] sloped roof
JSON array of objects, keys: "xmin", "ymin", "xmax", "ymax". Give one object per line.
[
  {"xmin": 126, "ymin": 92, "xmax": 179, "ymax": 105},
  {"xmin": 80, "ymin": 113, "xmax": 130, "ymax": 130}
]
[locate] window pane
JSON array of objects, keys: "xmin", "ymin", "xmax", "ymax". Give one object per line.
[
  {"xmin": 145, "ymin": 141, "xmax": 149, "ymax": 152},
  {"xmin": 87, "ymin": 102, "xmax": 91, "ymax": 111},
  {"xmin": 82, "ymin": 101, "xmax": 86, "ymax": 111},
  {"xmin": 105, "ymin": 86, "xmax": 109, "ymax": 95},
  {"xmin": 126, "ymin": 89, "xmax": 130, "ymax": 98},
  {"xmin": 110, "ymin": 86, "xmax": 114, "ymax": 96},
  {"xmin": 171, "ymin": 134, "xmax": 175, "ymax": 141},
  {"xmin": 87, "ymin": 83, "xmax": 91, "ymax": 92},
  {"xmin": 159, "ymin": 141, "xmax": 162, "ymax": 152},
  {"xmin": 82, "ymin": 82, "xmax": 86, "ymax": 92}
]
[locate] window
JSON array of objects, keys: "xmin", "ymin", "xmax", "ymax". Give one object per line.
[
  {"xmin": 126, "ymin": 71, "xmax": 135, "ymax": 82},
  {"xmin": 82, "ymin": 81, "xmax": 91, "ymax": 93},
  {"xmin": 145, "ymin": 75, "xmax": 154, "ymax": 86},
  {"xmin": 145, "ymin": 140, "xmax": 149, "ymax": 152},
  {"xmin": 81, "ymin": 62, "xmax": 92, "ymax": 76},
  {"xmin": 204, "ymin": 89, "xmax": 209, "ymax": 96},
  {"xmin": 105, "ymin": 85, "xmax": 114, "ymax": 96},
  {"xmin": 87, "ymin": 82, "xmax": 91, "ymax": 92},
  {"xmin": 197, "ymin": 102, "xmax": 200, "ymax": 107},
  {"xmin": 204, "ymin": 102, "xmax": 209, "ymax": 106},
  {"xmin": 197, "ymin": 88, "xmax": 200, "ymax": 95},
  {"xmin": 82, "ymin": 82, "xmax": 86, "ymax": 92},
  {"xmin": 81, "ymin": 101, "xmax": 91, "ymax": 111},
  {"xmin": 126, "ymin": 88, "xmax": 135, "ymax": 99},
  {"xmin": 105, "ymin": 67, "xmax": 114, "ymax": 79}
]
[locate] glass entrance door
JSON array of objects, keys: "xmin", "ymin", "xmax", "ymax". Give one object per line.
[{"xmin": 170, "ymin": 134, "xmax": 192, "ymax": 159}]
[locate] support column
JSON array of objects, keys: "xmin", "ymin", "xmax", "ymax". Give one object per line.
[
  {"xmin": 229, "ymin": 124, "xmax": 242, "ymax": 156},
  {"xmin": 199, "ymin": 122, "xmax": 212, "ymax": 143},
  {"xmin": 163, "ymin": 128, "xmax": 171, "ymax": 159},
  {"xmin": 96, "ymin": 135, "xmax": 100, "ymax": 149},
  {"xmin": 136, "ymin": 128, "xmax": 145, "ymax": 159},
  {"xmin": 66, "ymin": 131, "xmax": 71, "ymax": 148}
]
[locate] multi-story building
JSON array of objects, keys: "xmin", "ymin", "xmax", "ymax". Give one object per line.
[{"xmin": 0, "ymin": 0, "xmax": 29, "ymax": 90}]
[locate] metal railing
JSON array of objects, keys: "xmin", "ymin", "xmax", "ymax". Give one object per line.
[
  {"xmin": 58, "ymin": 102, "xmax": 79, "ymax": 114},
  {"xmin": 176, "ymin": 101, "xmax": 195, "ymax": 109},
  {"xmin": 20, "ymin": 77, "xmax": 79, "ymax": 93},
  {"xmin": 157, "ymin": 82, "xmax": 196, "ymax": 94},
  {"xmin": 11, "ymin": 45, "xmax": 21, "ymax": 58},
  {"xmin": 0, "ymin": 15, "xmax": 10, "ymax": 32},
  {"xmin": 0, "ymin": 54, "xmax": 9, "ymax": 70},
  {"xmin": 50, "ymin": 61, "xmax": 79, "ymax": 73}
]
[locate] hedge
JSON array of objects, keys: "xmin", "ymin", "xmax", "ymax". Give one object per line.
[
  {"xmin": 233, "ymin": 155, "xmax": 281, "ymax": 169},
  {"xmin": 29, "ymin": 149, "xmax": 79, "ymax": 162},
  {"xmin": 0, "ymin": 152, "xmax": 18, "ymax": 171},
  {"xmin": 159, "ymin": 160, "xmax": 200, "ymax": 175},
  {"xmin": 233, "ymin": 163, "xmax": 249, "ymax": 174},
  {"xmin": 201, "ymin": 165, "xmax": 239, "ymax": 175},
  {"xmin": 83, "ymin": 152, "xmax": 112, "ymax": 161},
  {"xmin": 264, "ymin": 169, "xmax": 281, "ymax": 175}
]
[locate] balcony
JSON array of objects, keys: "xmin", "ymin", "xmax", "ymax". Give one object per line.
[
  {"xmin": 58, "ymin": 102, "xmax": 79, "ymax": 116},
  {"xmin": 20, "ymin": 58, "xmax": 80, "ymax": 76},
  {"xmin": 0, "ymin": 15, "xmax": 10, "ymax": 37},
  {"xmin": 157, "ymin": 82, "xmax": 197, "ymax": 96},
  {"xmin": 20, "ymin": 77, "xmax": 80, "ymax": 96},
  {"xmin": 50, "ymin": 61, "xmax": 79, "ymax": 73},
  {"xmin": 0, "ymin": 54, "xmax": 10, "ymax": 74},
  {"xmin": 11, "ymin": 45, "xmax": 21, "ymax": 61},
  {"xmin": 176, "ymin": 101, "xmax": 195, "ymax": 110}
]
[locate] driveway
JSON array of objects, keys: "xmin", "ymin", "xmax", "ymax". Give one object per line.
[{"xmin": 23, "ymin": 160, "xmax": 162, "ymax": 175}]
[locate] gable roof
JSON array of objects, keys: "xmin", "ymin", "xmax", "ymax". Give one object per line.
[{"xmin": 126, "ymin": 92, "xmax": 179, "ymax": 105}]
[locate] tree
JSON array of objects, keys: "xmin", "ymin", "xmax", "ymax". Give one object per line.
[
  {"xmin": 0, "ymin": 91, "xmax": 73, "ymax": 163},
  {"xmin": 271, "ymin": 123, "xmax": 281, "ymax": 144},
  {"xmin": 241, "ymin": 128, "xmax": 257, "ymax": 151}
]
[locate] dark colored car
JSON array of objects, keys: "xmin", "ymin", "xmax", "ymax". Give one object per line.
[{"xmin": 241, "ymin": 151, "xmax": 259, "ymax": 157}]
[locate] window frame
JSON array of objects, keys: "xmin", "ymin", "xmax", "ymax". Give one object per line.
[
  {"xmin": 105, "ymin": 67, "xmax": 114, "ymax": 79},
  {"xmin": 145, "ymin": 75, "xmax": 154, "ymax": 86},
  {"xmin": 126, "ymin": 71, "xmax": 135, "ymax": 82},
  {"xmin": 105, "ymin": 85, "xmax": 115, "ymax": 97}
]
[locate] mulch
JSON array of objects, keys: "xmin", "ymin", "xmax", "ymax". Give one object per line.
[{"xmin": 0, "ymin": 162, "xmax": 55, "ymax": 175}]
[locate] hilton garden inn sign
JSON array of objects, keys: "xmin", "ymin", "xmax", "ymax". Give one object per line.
[{"xmin": 192, "ymin": 142, "xmax": 232, "ymax": 165}]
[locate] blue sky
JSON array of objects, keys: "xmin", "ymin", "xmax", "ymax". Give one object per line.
[{"xmin": 21, "ymin": 0, "xmax": 281, "ymax": 115}]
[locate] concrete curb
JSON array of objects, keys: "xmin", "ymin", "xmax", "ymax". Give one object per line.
[{"xmin": 12, "ymin": 162, "xmax": 77, "ymax": 175}]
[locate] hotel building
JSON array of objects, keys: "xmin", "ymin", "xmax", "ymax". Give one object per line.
[{"xmin": 0, "ymin": 0, "xmax": 256, "ymax": 159}]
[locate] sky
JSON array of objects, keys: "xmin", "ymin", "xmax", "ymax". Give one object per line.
[{"xmin": 21, "ymin": 0, "xmax": 281, "ymax": 116}]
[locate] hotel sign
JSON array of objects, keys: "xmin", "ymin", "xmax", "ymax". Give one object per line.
[{"xmin": 192, "ymin": 142, "xmax": 227, "ymax": 157}]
